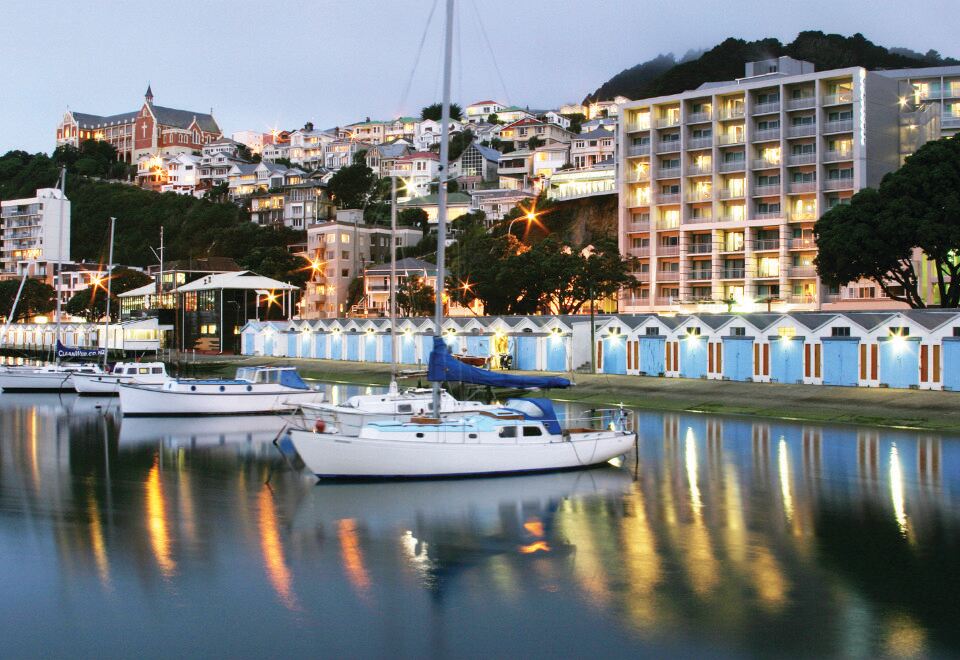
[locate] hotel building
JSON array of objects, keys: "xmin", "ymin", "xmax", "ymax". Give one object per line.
[
  {"xmin": 0, "ymin": 187, "xmax": 71, "ymax": 281},
  {"xmin": 617, "ymin": 56, "xmax": 907, "ymax": 312}
]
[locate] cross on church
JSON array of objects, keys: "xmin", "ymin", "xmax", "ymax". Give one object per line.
[{"xmin": 141, "ymin": 122, "xmax": 148, "ymax": 138}]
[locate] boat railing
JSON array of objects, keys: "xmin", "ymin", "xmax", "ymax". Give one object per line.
[{"xmin": 557, "ymin": 407, "xmax": 635, "ymax": 433}]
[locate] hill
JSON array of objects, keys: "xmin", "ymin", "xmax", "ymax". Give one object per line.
[{"xmin": 585, "ymin": 31, "xmax": 958, "ymax": 103}]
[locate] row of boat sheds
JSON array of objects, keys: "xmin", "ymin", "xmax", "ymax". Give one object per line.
[{"xmin": 241, "ymin": 309, "xmax": 960, "ymax": 392}]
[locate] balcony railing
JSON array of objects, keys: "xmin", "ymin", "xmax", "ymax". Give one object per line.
[
  {"xmin": 630, "ymin": 196, "xmax": 651, "ymax": 208},
  {"xmin": 657, "ymin": 271, "xmax": 680, "ymax": 281},
  {"xmin": 626, "ymin": 122, "xmax": 651, "ymax": 133},
  {"xmin": 687, "ymin": 191, "xmax": 713, "ymax": 203},
  {"xmin": 752, "ymin": 159, "xmax": 781, "ymax": 170},
  {"xmin": 625, "ymin": 171, "xmax": 651, "ymax": 183},
  {"xmin": 787, "ymin": 153, "xmax": 816, "ymax": 166},
  {"xmin": 786, "ymin": 294, "xmax": 818, "ymax": 304},
  {"xmin": 722, "ymin": 268, "xmax": 746, "ymax": 279},
  {"xmin": 822, "ymin": 150, "xmax": 853, "ymax": 163},
  {"xmin": 823, "ymin": 119, "xmax": 854, "ymax": 133},
  {"xmin": 657, "ymin": 245, "xmax": 680, "ymax": 256},
  {"xmin": 753, "ymin": 184, "xmax": 782, "ymax": 197},
  {"xmin": 656, "ymin": 167, "xmax": 681, "ymax": 179},
  {"xmin": 684, "ymin": 215, "xmax": 715, "ymax": 225},
  {"xmin": 786, "ymin": 124, "xmax": 817, "ymax": 138},
  {"xmin": 943, "ymin": 115, "xmax": 960, "ymax": 128},
  {"xmin": 654, "ymin": 296, "xmax": 680, "ymax": 306},
  {"xmin": 687, "ymin": 163, "xmax": 713, "ymax": 175},
  {"xmin": 753, "ymin": 129, "xmax": 781, "ymax": 142},
  {"xmin": 656, "ymin": 218, "xmax": 680, "ymax": 230},
  {"xmin": 789, "ymin": 266, "xmax": 817, "ymax": 278},
  {"xmin": 628, "ymin": 220, "xmax": 651, "ymax": 231},
  {"xmin": 788, "ymin": 182, "xmax": 817, "ymax": 194},
  {"xmin": 788, "ymin": 212, "xmax": 818, "ymax": 223},
  {"xmin": 753, "ymin": 101, "xmax": 781, "ymax": 115},
  {"xmin": 689, "ymin": 270, "xmax": 713, "ymax": 281},
  {"xmin": 823, "ymin": 91, "xmax": 854, "ymax": 105},
  {"xmin": 716, "ymin": 214, "xmax": 743, "ymax": 223},
  {"xmin": 631, "ymin": 247, "xmax": 650, "ymax": 257},
  {"xmin": 756, "ymin": 270, "xmax": 781, "ymax": 279},
  {"xmin": 688, "ymin": 111, "xmax": 713, "ymax": 123},
  {"xmin": 823, "ymin": 178, "xmax": 854, "ymax": 190},
  {"xmin": 688, "ymin": 243, "xmax": 713, "ymax": 254},
  {"xmin": 754, "ymin": 239, "xmax": 780, "ymax": 251},
  {"xmin": 718, "ymin": 188, "xmax": 745, "ymax": 200},
  {"xmin": 719, "ymin": 133, "xmax": 746, "ymax": 145},
  {"xmin": 718, "ymin": 107, "xmax": 746, "ymax": 120},
  {"xmin": 718, "ymin": 160, "xmax": 746, "ymax": 173},
  {"xmin": 754, "ymin": 211, "xmax": 784, "ymax": 220},
  {"xmin": 687, "ymin": 136, "xmax": 714, "ymax": 150},
  {"xmin": 788, "ymin": 237, "xmax": 816, "ymax": 249},
  {"xmin": 786, "ymin": 96, "xmax": 816, "ymax": 110},
  {"xmin": 631, "ymin": 271, "xmax": 651, "ymax": 282},
  {"xmin": 656, "ymin": 193, "xmax": 681, "ymax": 204},
  {"xmin": 656, "ymin": 141, "xmax": 681, "ymax": 153},
  {"xmin": 627, "ymin": 144, "xmax": 651, "ymax": 156},
  {"xmin": 656, "ymin": 116, "xmax": 681, "ymax": 129}
]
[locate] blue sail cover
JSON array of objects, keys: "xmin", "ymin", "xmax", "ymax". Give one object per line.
[
  {"xmin": 56, "ymin": 341, "xmax": 105, "ymax": 359},
  {"xmin": 427, "ymin": 336, "xmax": 570, "ymax": 389}
]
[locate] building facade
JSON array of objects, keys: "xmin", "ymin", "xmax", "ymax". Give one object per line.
[{"xmin": 0, "ymin": 187, "xmax": 70, "ymax": 280}]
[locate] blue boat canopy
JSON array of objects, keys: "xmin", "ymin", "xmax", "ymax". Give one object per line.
[
  {"xmin": 427, "ymin": 336, "xmax": 570, "ymax": 389},
  {"xmin": 504, "ymin": 398, "xmax": 562, "ymax": 435}
]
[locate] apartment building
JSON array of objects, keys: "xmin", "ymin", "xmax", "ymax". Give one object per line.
[
  {"xmin": 877, "ymin": 66, "xmax": 960, "ymax": 140},
  {"xmin": 0, "ymin": 187, "xmax": 70, "ymax": 280},
  {"xmin": 617, "ymin": 56, "xmax": 902, "ymax": 313}
]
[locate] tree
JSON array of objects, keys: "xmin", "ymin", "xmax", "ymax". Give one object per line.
[
  {"xmin": 815, "ymin": 136, "xmax": 960, "ymax": 308},
  {"xmin": 421, "ymin": 103, "xmax": 463, "ymax": 121},
  {"xmin": 0, "ymin": 278, "xmax": 55, "ymax": 323},
  {"xmin": 240, "ymin": 246, "xmax": 311, "ymax": 290},
  {"xmin": 562, "ymin": 112, "xmax": 586, "ymax": 134},
  {"xmin": 65, "ymin": 267, "xmax": 153, "ymax": 322},
  {"xmin": 486, "ymin": 113, "xmax": 502, "ymax": 124},
  {"xmin": 448, "ymin": 129, "xmax": 474, "ymax": 161},
  {"xmin": 327, "ymin": 160, "xmax": 376, "ymax": 209},
  {"xmin": 399, "ymin": 207, "xmax": 429, "ymax": 235},
  {"xmin": 396, "ymin": 276, "xmax": 435, "ymax": 316},
  {"xmin": 526, "ymin": 135, "xmax": 544, "ymax": 150}
]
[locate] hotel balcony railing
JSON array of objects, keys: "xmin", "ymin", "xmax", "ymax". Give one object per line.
[
  {"xmin": 788, "ymin": 211, "xmax": 818, "ymax": 222},
  {"xmin": 654, "ymin": 297, "xmax": 679, "ymax": 306},
  {"xmin": 716, "ymin": 214, "xmax": 744, "ymax": 223},
  {"xmin": 942, "ymin": 115, "xmax": 960, "ymax": 127},
  {"xmin": 656, "ymin": 116, "xmax": 681, "ymax": 129},
  {"xmin": 786, "ymin": 294, "xmax": 818, "ymax": 304},
  {"xmin": 719, "ymin": 133, "xmax": 746, "ymax": 145},
  {"xmin": 687, "ymin": 191, "xmax": 713, "ymax": 203},
  {"xmin": 753, "ymin": 184, "xmax": 782, "ymax": 197},
  {"xmin": 628, "ymin": 220, "xmax": 651, "ymax": 231},
  {"xmin": 626, "ymin": 144, "xmax": 651, "ymax": 156},
  {"xmin": 688, "ymin": 243, "xmax": 713, "ymax": 254},
  {"xmin": 754, "ymin": 211, "xmax": 785, "ymax": 221},
  {"xmin": 823, "ymin": 91, "xmax": 854, "ymax": 105},
  {"xmin": 656, "ymin": 193, "xmax": 682, "ymax": 204},
  {"xmin": 823, "ymin": 178, "xmax": 854, "ymax": 191},
  {"xmin": 625, "ymin": 171, "xmax": 651, "ymax": 183},
  {"xmin": 687, "ymin": 163, "xmax": 713, "ymax": 175},
  {"xmin": 631, "ymin": 247, "xmax": 650, "ymax": 257},
  {"xmin": 786, "ymin": 124, "xmax": 817, "ymax": 138},
  {"xmin": 789, "ymin": 266, "xmax": 817, "ymax": 278},
  {"xmin": 823, "ymin": 119, "xmax": 854, "ymax": 133},
  {"xmin": 753, "ymin": 129, "xmax": 781, "ymax": 142},
  {"xmin": 718, "ymin": 107, "xmax": 746, "ymax": 120},
  {"xmin": 787, "ymin": 153, "xmax": 817, "ymax": 166},
  {"xmin": 718, "ymin": 160, "xmax": 746, "ymax": 172},
  {"xmin": 752, "ymin": 158, "xmax": 782, "ymax": 170},
  {"xmin": 753, "ymin": 101, "xmax": 781, "ymax": 115},
  {"xmin": 788, "ymin": 237, "xmax": 816, "ymax": 249},
  {"xmin": 657, "ymin": 167, "xmax": 682, "ymax": 179},
  {"xmin": 626, "ymin": 122, "xmax": 651, "ymax": 133},
  {"xmin": 684, "ymin": 215, "xmax": 715, "ymax": 225},
  {"xmin": 755, "ymin": 270, "xmax": 781, "ymax": 279},
  {"xmin": 658, "ymin": 245, "xmax": 680, "ymax": 256},
  {"xmin": 754, "ymin": 239, "xmax": 780, "ymax": 251},
  {"xmin": 722, "ymin": 268, "xmax": 746, "ymax": 279},
  {"xmin": 630, "ymin": 196, "xmax": 652, "ymax": 207},
  {"xmin": 631, "ymin": 271, "xmax": 651, "ymax": 282},
  {"xmin": 788, "ymin": 182, "xmax": 818, "ymax": 194},
  {"xmin": 656, "ymin": 220, "xmax": 681, "ymax": 232},
  {"xmin": 688, "ymin": 111, "xmax": 713, "ymax": 123},
  {"xmin": 822, "ymin": 150, "xmax": 853, "ymax": 163},
  {"xmin": 786, "ymin": 96, "xmax": 816, "ymax": 110},
  {"xmin": 687, "ymin": 137, "xmax": 713, "ymax": 150},
  {"xmin": 656, "ymin": 141, "xmax": 682, "ymax": 153},
  {"xmin": 689, "ymin": 270, "xmax": 713, "ymax": 281},
  {"xmin": 718, "ymin": 188, "xmax": 745, "ymax": 200},
  {"xmin": 657, "ymin": 271, "xmax": 681, "ymax": 281}
]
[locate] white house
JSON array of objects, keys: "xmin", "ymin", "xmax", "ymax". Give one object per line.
[
  {"xmin": 414, "ymin": 118, "xmax": 464, "ymax": 151},
  {"xmin": 392, "ymin": 151, "xmax": 439, "ymax": 198},
  {"xmin": 465, "ymin": 99, "xmax": 505, "ymax": 123}
]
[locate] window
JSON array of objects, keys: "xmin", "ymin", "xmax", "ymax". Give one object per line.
[
  {"xmin": 888, "ymin": 327, "xmax": 909, "ymax": 337},
  {"xmin": 522, "ymin": 426, "xmax": 543, "ymax": 437},
  {"xmin": 731, "ymin": 327, "xmax": 746, "ymax": 336},
  {"xmin": 341, "ymin": 269, "xmax": 350, "ymax": 277},
  {"xmin": 828, "ymin": 110, "xmax": 853, "ymax": 121},
  {"xmin": 645, "ymin": 327, "xmax": 660, "ymax": 336},
  {"xmin": 499, "ymin": 426, "xmax": 517, "ymax": 438},
  {"xmin": 831, "ymin": 327, "xmax": 851, "ymax": 337}
]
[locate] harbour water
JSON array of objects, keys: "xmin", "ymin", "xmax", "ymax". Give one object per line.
[{"xmin": 1, "ymin": 384, "xmax": 958, "ymax": 657}]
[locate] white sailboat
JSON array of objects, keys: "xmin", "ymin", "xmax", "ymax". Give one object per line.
[{"xmin": 289, "ymin": 0, "xmax": 636, "ymax": 479}]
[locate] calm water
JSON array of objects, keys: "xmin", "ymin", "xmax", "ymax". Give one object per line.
[{"xmin": 1, "ymin": 385, "xmax": 959, "ymax": 658}]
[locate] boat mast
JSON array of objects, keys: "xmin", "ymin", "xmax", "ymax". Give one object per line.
[
  {"xmin": 432, "ymin": 0, "xmax": 454, "ymax": 416},
  {"xmin": 1, "ymin": 273, "xmax": 28, "ymax": 345},
  {"xmin": 54, "ymin": 166, "xmax": 66, "ymax": 365},
  {"xmin": 102, "ymin": 216, "xmax": 116, "ymax": 370},
  {"xmin": 390, "ymin": 174, "xmax": 398, "ymax": 382}
]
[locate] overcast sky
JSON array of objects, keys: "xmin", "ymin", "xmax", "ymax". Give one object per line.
[{"xmin": 1, "ymin": 0, "xmax": 956, "ymax": 154}]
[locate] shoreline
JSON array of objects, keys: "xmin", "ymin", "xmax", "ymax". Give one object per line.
[{"xmin": 192, "ymin": 354, "xmax": 960, "ymax": 433}]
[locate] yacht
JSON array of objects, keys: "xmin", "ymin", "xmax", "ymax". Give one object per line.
[
  {"xmin": 119, "ymin": 366, "xmax": 323, "ymax": 416},
  {"xmin": 0, "ymin": 363, "xmax": 105, "ymax": 393},
  {"xmin": 72, "ymin": 361, "xmax": 169, "ymax": 395}
]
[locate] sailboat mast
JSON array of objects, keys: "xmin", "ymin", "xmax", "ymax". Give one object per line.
[
  {"xmin": 432, "ymin": 0, "xmax": 454, "ymax": 416},
  {"xmin": 390, "ymin": 174, "xmax": 398, "ymax": 381},
  {"xmin": 54, "ymin": 166, "xmax": 66, "ymax": 365},
  {"xmin": 102, "ymin": 216, "xmax": 116, "ymax": 369}
]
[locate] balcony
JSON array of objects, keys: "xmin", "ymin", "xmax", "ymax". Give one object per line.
[
  {"xmin": 786, "ymin": 294, "xmax": 818, "ymax": 305},
  {"xmin": 823, "ymin": 119, "xmax": 854, "ymax": 134},
  {"xmin": 656, "ymin": 218, "xmax": 680, "ymax": 230},
  {"xmin": 753, "ymin": 101, "xmax": 781, "ymax": 115},
  {"xmin": 631, "ymin": 247, "xmax": 650, "ymax": 257},
  {"xmin": 656, "ymin": 116, "xmax": 681, "ymax": 129},
  {"xmin": 657, "ymin": 270, "xmax": 680, "ymax": 281},
  {"xmin": 687, "ymin": 136, "xmax": 714, "ymax": 150},
  {"xmin": 718, "ymin": 107, "xmax": 746, "ymax": 120},
  {"xmin": 943, "ymin": 115, "xmax": 960, "ymax": 128},
  {"xmin": 788, "ymin": 237, "xmax": 816, "ymax": 249},
  {"xmin": 786, "ymin": 96, "xmax": 816, "ymax": 110},
  {"xmin": 822, "ymin": 150, "xmax": 853, "ymax": 163},
  {"xmin": 626, "ymin": 122, "xmax": 651, "ymax": 133},
  {"xmin": 752, "ymin": 158, "xmax": 781, "ymax": 170},
  {"xmin": 688, "ymin": 243, "xmax": 713, "ymax": 254},
  {"xmin": 657, "ymin": 245, "xmax": 680, "ymax": 256},
  {"xmin": 788, "ymin": 212, "xmax": 818, "ymax": 223},
  {"xmin": 754, "ymin": 239, "xmax": 780, "ymax": 251},
  {"xmin": 788, "ymin": 182, "xmax": 817, "ymax": 194},
  {"xmin": 654, "ymin": 296, "xmax": 680, "ymax": 306},
  {"xmin": 722, "ymin": 268, "xmax": 746, "ymax": 279},
  {"xmin": 823, "ymin": 178, "xmax": 854, "ymax": 191},
  {"xmin": 656, "ymin": 167, "xmax": 681, "ymax": 179},
  {"xmin": 716, "ymin": 214, "xmax": 744, "ymax": 223},
  {"xmin": 789, "ymin": 266, "xmax": 817, "ymax": 278},
  {"xmin": 625, "ymin": 171, "xmax": 650, "ymax": 183},
  {"xmin": 626, "ymin": 143, "xmax": 651, "ymax": 156},
  {"xmin": 688, "ymin": 111, "xmax": 713, "ymax": 123},
  {"xmin": 753, "ymin": 184, "xmax": 782, "ymax": 197},
  {"xmin": 656, "ymin": 193, "xmax": 681, "ymax": 204},
  {"xmin": 754, "ymin": 211, "xmax": 784, "ymax": 221},
  {"xmin": 753, "ymin": 128, "xmax": 781, "ymax": 142},
  {"xmin": 719, "ymin": 133, "xmax": 746, "ymax": 146},
  {"xmin": 718, "ymin": 188, "xmax": 745, "ymax": 200},
  {"xmin": 823, "ymin": 91, "xmax": 854, "ymax": 106},
  {"xmin": 786, "ymin": 124, "xmax": 817, "ymax": 138},
  {"xmin": 631, "ymin": 271, "xmax": 651, "ymax": 282},
  {"xmin": 627, "ymin": 220, "xmax": 650, "ymax": 231},
  {"xmin": 684, "ymin": 215, "xmax": 716, "ymax": 225},
  {"xmin": 687, "ymin": 190, "xmax": 713, "ymax": 203},
  {"xmin": 689, "ymin": 270, "xmax": 713, "ymax": 281},
  {"xmin": 687, "ymin": 163, "xmax": 713, "ymax": 175},
  {"xmin": 629, "ymin": 195, "xmax": 651, "ymax": 208},
  {"xmin": 787, "ymin": 153, "xmax": 816, "ymax": 166},
  {"xmin": 718, "ymin": 160, "xmax": 746, "ymax": 173},
  {"xmin": 656, "ymin": 140, "xmax": 681, "ymax": 153}
]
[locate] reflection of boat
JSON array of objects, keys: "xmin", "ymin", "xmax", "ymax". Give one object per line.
[
  {"xmin": 290, "ymin": 397, "xmax": 635, "ymax": 479},
  {"xmin": 119, "ymin": 414, "xmax": 288, "ymax": 447},
  {"xmin": 119, "ymin": 366, "xmax": 323, "ymax": 416},
  {"xmin": 73, "ymin": 362, "xmax": 169, "ymax": 395}
]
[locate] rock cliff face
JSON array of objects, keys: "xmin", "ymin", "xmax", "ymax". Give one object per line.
[{"xmin": 549, "ymin": 194, "xmax": 619, "ymax": 246}]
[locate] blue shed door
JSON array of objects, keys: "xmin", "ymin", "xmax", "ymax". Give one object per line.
[
  {"xmin": 546, "ymin": 336, "xmax": 567, "ymax": 372},
  {"xmin": 286, "ymin": 334, "xmax": 297, "ymax": 357},
  {"xmin": 722, "ymin": 338, "xmax": 754, "ymax": 381},
  {"xmin": 514, "ymin": 335, "xmax": 538, "ymax": 371},
  {"xmin": 638, "ymin": 337, "xmax": 666, "ymax": 376},
  {"xmin": 364, "ymin": 334, "xmax": 378, "ymax": 361},
  {"xmin": 346, "ymin": 334, "xmax": 360, "ymax": 361},
  {"xmin": 401, "ymin": 335, "xmax": 416, "ymax": 364},
  {"xmin": 380, "ymin": 335, "xmax": 393, "ymax": 364},
  {"xmin": 330, "ymin": 335, "xmax": 342, "ymax": 360},
  {"xmin": 770, "ymin": 339, "xmax": 803, "ymax": 384},
  {"xmin": 263, "ymin": 334, "xmax": 274, "ymax": 356},
  {"xmin": 300, "ymin": 333, "xmax": 311, "ymax": 358},
  {"xmin": 243, "ymin": 333, "xmax": 254, "ymax": 355},
  {"xmin": 601, "ymin": 336, "xmax": 627, "ymax": 374},
  {"xmin": 943, "ymin": 340, "xmax": 960, "ymax": 391},
  {"xmin": 822, "ymin": 339, "xmax": 859, "ymax": 386},
  {"xmin": 466, "ymin": 336, "xmax": 490, "ymax": 357},
  {"xmin": 313, "ymin": 334, "xmax": 328, "ymax": 359},
  {"xmin": 679, "ymin": 338, "xmax": 707, "ymax": 379},
  {"xmin": 420, "ymin": 336, "xmax": 434, "ymax": 364},
  {"xmin": 879, "ymin": 339, "xmax": 919, "ymax": 389}
]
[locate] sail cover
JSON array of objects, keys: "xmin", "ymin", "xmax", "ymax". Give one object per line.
[
  {"xmin": 427, "ymin": 337, "xmax": 570, "ymax": 389},
  {"xmin": 56, "ymin": 341, "xmax": 105, "ymax": 359}
]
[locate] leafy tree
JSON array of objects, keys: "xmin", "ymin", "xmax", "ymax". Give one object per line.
[
  {"xmin": 0, "ymin": 278, "xmax": 56, "ymax": 322},
  {"xmin": 399, "ymin": 207, "xmax": 429, "ymax": 234},
  {"xmin": 526, "ymin": 136, "xmax": 544, "ymax": 150},
  {"xmin": 448, "ymin": 129, "xmax": 474, "ymax": 161},
  {"xmin": 65, "ymin": 267, "xmax": 153, "ymax": 322},
  {"xmin": 327, "ymin": 160, "xmax": 376, "ymax": 209},
  {"xmin": 486, "ymin": 113, "xmax": 502, "ymax": 124},
  {"xmin": 421, "ymin": 103, "xmax": 463, "ymax": 121},
  {"xmin": 396, "ymin": 276, "xmax": 435, "ymax": 316},
  {"xmin": 815, "ymin": 136, "xmax": 960, "ymax": 308},
  {"xmin": 240, "ymin": 246, "xmax": 311, "ymax": 290},
  {"xmin": 563, "ymin": 112, "xmax": 586, "ymax": 134}
]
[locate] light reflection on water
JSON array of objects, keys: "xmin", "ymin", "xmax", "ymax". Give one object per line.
[{"xmin": 0, "ymin": 384, "xmax": 958, "ymax": 658}]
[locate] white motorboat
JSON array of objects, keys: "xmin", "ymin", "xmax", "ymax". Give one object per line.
[
  {"xmin": 294, "ymin": 381, "xmax": 499, "ymax": 436},
  {"xmin": 119, "ymin": 366, "xmax": 323, "ymax": 416},
  {"xmin": 0, "ymin": 363, "xmax": 105, "ymax": 393},
  {"xmin": 72, "ymin": 361, "xmax": 169, "ymax": 395},
  {"xmin": 289, "ymin": 398, "xmax": 635, "ymax": 479}
]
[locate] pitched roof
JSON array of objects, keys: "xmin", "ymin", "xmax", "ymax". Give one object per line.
[
  {"xmin": 469, "ymin": 100, "xmax": 502, "ymax": 106},
  {"xmin": 150, "ymin": 104, "xmax": 220, "ymax": 133},
  {"xmin": 398, "ymin": 151, "xmax": 440, "ymax": 161},
  {"xmin": 577, "ymin": 127, "xmax": 616, "ymax": 139},
  {"xmin": 376, "ymin": 142, "xmax": 411, "ymax": 158},
  {"xmin": 174, "ymin": 270, "xmax": 298, "ymax": 293},
  {"xmin": 471, "ymin": 143, "xmax": 502, "ymax": 161},
  {"xmin": 787, "ymin": 312, "xmax": 838, "ymax": 331},
  {"xmin": 400, "ymin": 192, "xmax": 472, "ymax": 207},
  {"xmin": 842, "ymin": 311, "xmax": 897, "ymax": 331},
  {"xmin": 71, "ymin": 110, "xmax": 139, "ymax": 128},
  {"xmin": 365, "ymin": 257, "xmax": 437, "ymax": 275},
  {"xmin": 900, "ymin": 309, "xmax": 960, "ymax": 331}
]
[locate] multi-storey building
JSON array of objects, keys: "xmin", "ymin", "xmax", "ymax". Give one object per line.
[
  {"xmin": 199, "ymin": 138, "xmax": 248, "ymax": 188},
  {"xmin": 365, "ymin": 141, "xmax": 412, "ymax": 178},
  {"xmin": 392, "ymin": 152, "xmax": 439, "ymax": 198},
  {"xmin": 288, "ymin": 127, "xmax": 336, "ymax": 169},
  {"xmin": 571, "ymin": 127, "xmax": 616, "ymax": 168},
  {"xmin": 617, "ymin": 56, "xmax": 903, "ymax": 313},
  {"xmin": 470, "ymin": 189, "xmax": 536, "ymax": 224},
  {"xmin": 55, "ymin": 86, "xmax": 221, "ymax": 163},
  {"xmin": 499, "ymin": 118, "xmax": 573, "ymax": 150},
  {"xmin": 877, "ymin": 66, "xmax": 960, "ymax": 139},
  {"xmin": 465, "ymin": 100, "xmax": 506, "ymax": 123},
  {"xmin": 0, "ymin": 188, "xmax": 70, "ymax": 281}
]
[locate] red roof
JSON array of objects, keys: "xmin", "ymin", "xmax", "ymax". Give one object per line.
[
  {"xmin": 398, "ymin": 151, "xmax": 439, "ymax": 161},
  {"xmin": 470, "ymin": 100, "xmax": 501, "ymax": 106}
]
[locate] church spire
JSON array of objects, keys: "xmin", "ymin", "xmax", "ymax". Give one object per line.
[{"xmin": 145, "ymin": 83, "xmax": 154, "ymax": 104}]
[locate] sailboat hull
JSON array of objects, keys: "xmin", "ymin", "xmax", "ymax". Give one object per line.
[
  {"xmin": 0, "ymin": 369, "xmax": 92, "ymax": 392},
  {"xmin": 119, "ymin": 384, "xmax": 323, "ymax": 416}
]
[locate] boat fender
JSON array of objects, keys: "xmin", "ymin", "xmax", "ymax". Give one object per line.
[{"xmin": 314, "ymin": 419, "xmax": 327, "ymax": 433}]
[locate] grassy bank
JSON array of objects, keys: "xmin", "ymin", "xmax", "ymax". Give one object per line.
[{"xmin": 197, "ymin": 354, "xmax": 960, "ymax": 433}]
